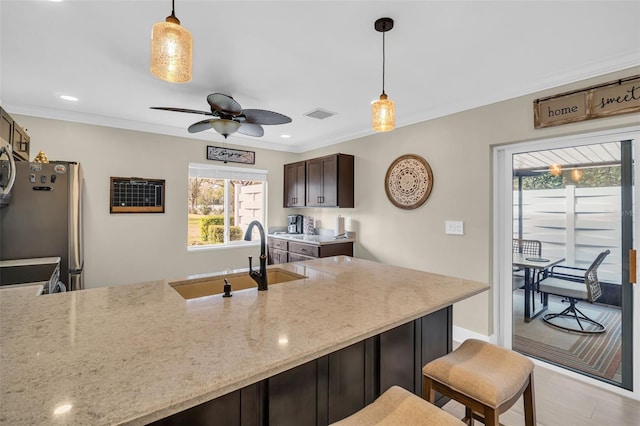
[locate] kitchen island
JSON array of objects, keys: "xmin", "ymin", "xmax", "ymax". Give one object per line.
[{"xmin": 0, "ymin": 256, "xmax": 488, "ymax": 425}]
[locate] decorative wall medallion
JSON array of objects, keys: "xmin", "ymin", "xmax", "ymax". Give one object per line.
[{"xmin": 385, "ymin": 154, "xmax": 433, "ymax": 209}]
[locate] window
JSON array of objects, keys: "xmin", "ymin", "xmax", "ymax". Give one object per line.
[{"xmin": 188, "ymin": 163, "xmax": 267, "ymax": 248}]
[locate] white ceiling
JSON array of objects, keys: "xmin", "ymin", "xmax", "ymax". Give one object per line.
[{"xmin": 1, "ymin": 1, "xmax": 639, "ymax": 153}]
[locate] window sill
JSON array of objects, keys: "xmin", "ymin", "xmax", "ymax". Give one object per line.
[{"xmin": 187, "ymin": 240, "xmax": 261, "ymax": 253}]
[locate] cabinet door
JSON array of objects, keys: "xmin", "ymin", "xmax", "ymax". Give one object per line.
[
  {"xmin": 284, "ymin": 161, "xmax": 305, "ymax": 207},
  {"xmin": 268, "ymin": 238, "xmax": 288, "ymax": 264},
  {"xmin": 272, "ymin": 249, "xmax": 288, "ymax": 264},
  {"xmin": 150, "ymin": 389, "xmax": 241, "ymax": 426},
  {"xmin": 12, "ymin": 123, "xmax": 29, "ymax": 161},
  {"xmin": 419, "ymin": 307, "xmax": 452, "ymax": 406},
  {"xmin": 379, "ymin": 321, "xmax": 416, "ymax": 395},
  {"xmin": 306, "ymin": 157, "xmax": 323, "ymax": 206},
  {"xmin": 1, "ymin": 108, "xmax": 12, "ymax": 144},
  {"xmin": 320, "ymin": 155, "xmax": 338, "ymax": 206},
  {"xmin": 327, "ymin": 340, "xmax": 370, "ymax": 423},
  {"xmin": 269, "ymin": 359, "xmax": 317, "ymax": 426},
  {"xmin": 306, "ymin": 155, "xmax": 338, "ymax": 206}
]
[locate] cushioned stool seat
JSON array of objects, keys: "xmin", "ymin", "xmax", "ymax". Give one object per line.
[
  {"xmin": 422, "ymin": 339, "xmax": 535, "ymax": 426},
  {"xmin": 331, "ymin": 385, "xmax": 465, "ymax": 426}
]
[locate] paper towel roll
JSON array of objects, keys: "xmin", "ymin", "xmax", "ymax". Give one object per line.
[
  {"xmin": 335, "ymin": 215, "xmax": 345, "ymax": 236},
  {"xmin": 345, "ymin": 216, "xmax": 353, "ymax": 232}
]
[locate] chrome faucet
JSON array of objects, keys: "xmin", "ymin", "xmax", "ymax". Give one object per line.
[{"xmin": 244, "ymin": 220, "xmax": 268, "ymax": 291}]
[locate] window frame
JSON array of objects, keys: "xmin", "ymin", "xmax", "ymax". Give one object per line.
[{"xmin": 188, "ymin": 163, "xmax": 268, "ymax": 251}]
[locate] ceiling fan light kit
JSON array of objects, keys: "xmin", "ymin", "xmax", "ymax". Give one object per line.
[
  {"xmin": 151, "ymin": 93, "xmax": 292, "ymax": 139},
  {"xmin": 372, "ymin": 17, "xmax": 395, "ymax": 132},
  {"xmin": 211, "ymin": 119, "xmax": 241, "ymax": 138},
  {"xmin": 150, "ymin": 0, "xmax": 193, "ymax": 83}
]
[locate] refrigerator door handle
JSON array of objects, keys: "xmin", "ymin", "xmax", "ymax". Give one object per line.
[
  {"xmin": 68, "ymin": 269, "xmax": 83, "ymax": 292},
  {"xmin": 0, "ymin": 144, "xmax": 17, "ymax": 198},
  {"xmin": 68, "ymin": 163, "xmax": 84, "ymax": 273}
]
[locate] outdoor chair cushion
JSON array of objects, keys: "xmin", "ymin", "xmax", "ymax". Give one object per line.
[{"xmin": 538, "ymin": 276, "xmax": 588, "ymax": 300}]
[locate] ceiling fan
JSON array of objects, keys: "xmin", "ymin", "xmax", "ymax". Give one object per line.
[{"xmin": 151, "ymin": 93, "xmax": 292, "ymax": 138}]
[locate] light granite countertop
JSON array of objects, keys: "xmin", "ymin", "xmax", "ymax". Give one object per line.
[
  {"xmin": 268, "ymin": 232, "xmax": 355, "ymax": 245},
  {"xmin": 0, "ymin": 256, "xmax": 488, "ymax": 425}
]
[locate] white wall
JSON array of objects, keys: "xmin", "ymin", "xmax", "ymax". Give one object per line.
[
  {"xmin": 15, "ymin": 66, "xmax": 640, "ymax": 336},
  {"xmin": 14, "ymin": 116, "xmax": 298, "ymax": 287},
  {"xmin": 291, "ymin": 67, "xmax": 640, "ymax": 336}
]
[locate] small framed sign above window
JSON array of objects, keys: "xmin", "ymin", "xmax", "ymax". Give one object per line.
[
  {"xmin": 110, "ymin": 177, "xmax": 165, "ymax": 213},
  {"xmin": 207, "ymin": 145, "xmax": 255, "ymax": 164}
]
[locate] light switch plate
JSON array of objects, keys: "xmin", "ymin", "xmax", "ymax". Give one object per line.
[{"xmin": 445, "ymin": 220, "xmax": 464, "ymax": 235}]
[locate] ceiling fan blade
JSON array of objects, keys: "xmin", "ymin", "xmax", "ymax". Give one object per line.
[
  {"xmin": 188, "ymin": 120, "xmax": 214, "ymax": 133},
  {"xmin": 242, "ymin": 109, "xmax": 292, "ymax": 125},
  {"xmin": 150, "ymin": 107, "xmax": 214, "ymax": 116},
  {"xmin": 237, "ymin": 122, "xmax": 264, "ymax": 137},
  {"xmin": 207, "ymin": 93, "xmax": 243, "ymax": 116}
]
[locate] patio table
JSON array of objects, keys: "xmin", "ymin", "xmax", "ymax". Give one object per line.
[{"xmin": 513, "ymin": 254, "xmax": 565, "ymax": 322}]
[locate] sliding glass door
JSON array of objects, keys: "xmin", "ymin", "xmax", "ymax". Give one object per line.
[{"xmin": 494, "ymin": 127, "xmax": 637, "ymax": 393}]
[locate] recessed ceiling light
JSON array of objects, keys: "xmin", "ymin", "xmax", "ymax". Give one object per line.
[
  {"xmin": 280, "ymin": 134, "xmax": 291, "ymax": 139},
  {"xmin": 49, "ymin": 0, "xmax": 64, "ymax": 3},
  {"xmin": 60, "ymin": 95, "xmax": 78, "ymax": 102}
]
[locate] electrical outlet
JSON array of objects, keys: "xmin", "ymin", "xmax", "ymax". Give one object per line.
[{"xmin": 445, "ymin": 220, "xmax": 464, "ymax": 235}]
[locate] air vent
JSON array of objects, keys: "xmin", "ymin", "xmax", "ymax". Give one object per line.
[{"xmin": 304, "ymin": 108, "xmax": 336, "ymax": 120}]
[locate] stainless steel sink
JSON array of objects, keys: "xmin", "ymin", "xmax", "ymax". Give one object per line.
[{"xmin": 169, "ymin": 268, "xmax": 307, "ymax": 299}]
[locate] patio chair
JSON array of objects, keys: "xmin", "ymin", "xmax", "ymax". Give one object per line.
[
  {"xmin": 512, "ymin": 239, "xmax": 542, "ymax": 290},
  {"xmin": 513, "ymin": 239, "xmax": 542, "ymax": 257},
  {"xmin": 538, "ymin": 250, "xmax": 610, "ymax": 334}
]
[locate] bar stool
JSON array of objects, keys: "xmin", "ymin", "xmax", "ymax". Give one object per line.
[
  {"xmin": 422, "ymin": 339, "xmax": 535, "ymax": 426},
  {"xmin": 331, "ymin": 385, "xmax": 465, "ymax": 426}
]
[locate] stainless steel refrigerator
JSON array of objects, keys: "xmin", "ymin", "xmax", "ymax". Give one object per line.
[{"xmin": 0, "ymin": 161, "xmax": 83, "ymax": 290}]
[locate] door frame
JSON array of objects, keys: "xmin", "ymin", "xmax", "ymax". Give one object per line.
[{"xmin": 492, "ymin": 125, "xmax": 640, "ymax": 400}]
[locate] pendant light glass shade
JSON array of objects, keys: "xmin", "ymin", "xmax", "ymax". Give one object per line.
[
  {"xmin": 211, "ymin": 119, "xmax": 241, "ymax": 137},
  {"xmin": 150, "ymin": 3, "xmax": 192, "ymax": 83},
  {"xmin": 372, "ymin": 93, "xmax": 395, "ymax": 132},
  {"xmin": 372, "ymin": 17, "xmax": 395, "ymax": 132}
]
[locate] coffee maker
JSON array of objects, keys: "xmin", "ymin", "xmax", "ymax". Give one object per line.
[{"xmin": 288, "ymin": 214, "xmax": 303, "ymax": 234}]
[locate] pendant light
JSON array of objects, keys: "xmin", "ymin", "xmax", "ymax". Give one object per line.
[
  {"xmin": 150, "ymin": 0, "xmax": 193, "ymax": 83},
  {"xmin": 372, "ymin": 17, "xmax": 395, "ymax": 132}
]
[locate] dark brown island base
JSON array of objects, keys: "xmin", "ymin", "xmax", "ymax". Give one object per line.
[{"xmin": 153, "ymin": 307, "xmax": 451, "ymax": 425}]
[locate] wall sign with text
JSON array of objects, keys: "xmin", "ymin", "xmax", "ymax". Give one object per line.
[
  {"xmin": 207, "ymin": 145, "xmax": 255, "ymax": 164},
  {"xmin": 534, "ymin": 75, "xmax": 640, "ymax": 129}
]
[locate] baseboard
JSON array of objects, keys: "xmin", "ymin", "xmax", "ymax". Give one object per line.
[{"xmin": 452, "ymin": 326, "xmax": 495, "ymax": 345}]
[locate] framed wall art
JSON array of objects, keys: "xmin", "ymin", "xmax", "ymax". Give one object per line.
[
  {"xmin": 385, "ymin": 154, "xmax": 434, "ymax": 210},
  {"xmin": 207, "ymin": 145, "xmax": 255, "ymax": 164},
  {"xmin": 110, "ymin": 177, "xmax": 165, "ymax": 214}
]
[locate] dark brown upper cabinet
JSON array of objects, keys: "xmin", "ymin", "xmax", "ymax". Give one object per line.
[
  {"xmin": 1, "ymin": 107, "xmax": 30, "ymax": 162},
  {"xmin": 284, "ymin": 154, "xmax": 354, "ymax": 208},
  {"xmin": 283, "ymin": 161, "xmax": 306, "ymax": 207},
  {"xmin": 305, "ymin": 154, "xmax": 354, "ymax": 208}
]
